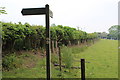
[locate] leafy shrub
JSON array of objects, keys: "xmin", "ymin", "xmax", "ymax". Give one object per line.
[
  {"xmin": 2, "ymin": 21, "xmax": 98, "ymax": 52},
  {"xmin": 2, "ymin": 53, "xmax": 22, "ymax": 70}
]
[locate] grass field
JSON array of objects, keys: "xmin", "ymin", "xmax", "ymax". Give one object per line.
[
  {"xmin": 73, "ymin": 39, "xmax": 118, "ymax": 78},
  {"xmin": 2, "ymin": 39, "xmax": 118, "ymax": 78}
]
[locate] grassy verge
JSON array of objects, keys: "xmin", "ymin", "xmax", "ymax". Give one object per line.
[
  {"xmin": 2, "ymin": 53, "xmax": 46, "ymax": 78},
  {"xmin": 2, "ymin": 42, "xmax": 88, "ymax": 78},
  {"xmin": 51, "ymin": 45, "xmax": 88, "ymax": 78},
  {"xmin": 2, "ymin": 39, "xmax": 118, "ymax": 78}
]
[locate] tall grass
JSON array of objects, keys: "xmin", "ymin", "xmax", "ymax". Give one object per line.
[
  {"xmin": 61, "ymin": 45, "xmax": 88, "ymax": 68},
  {"xmin": 2, "ymin": 53, "xmax": 36, "ymax": 71},
  {"xmin": 61, "ymin": 46, "xmax": 73, "ymax": 69}
]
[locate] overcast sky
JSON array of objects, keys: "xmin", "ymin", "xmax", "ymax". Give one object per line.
[{"xmin": 1, "ymin": 0, "xmax": 119, "ymax": 33}]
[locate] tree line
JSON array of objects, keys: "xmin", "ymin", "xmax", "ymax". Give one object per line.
[
  {"xmin": 96, "ymin": 25, "xmax": 120, "ymax": 40},
  {"xmin": 2, "ymin": 22, "xmax": 98, "ymax": 54}
]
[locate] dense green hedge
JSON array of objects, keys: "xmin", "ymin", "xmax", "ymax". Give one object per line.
[{"xmin": 1, "ymin": 22, "xmax": 98, "ymax": 52}]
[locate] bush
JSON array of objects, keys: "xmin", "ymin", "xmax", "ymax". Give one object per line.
[{"xmin": 2, "ymin": 53, "xmax": 22, "ymax": 70}]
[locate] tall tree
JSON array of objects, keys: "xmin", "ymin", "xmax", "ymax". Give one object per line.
[{"xmin": 108, "ymin": 25, "xmax": 119, "ymax": 40}]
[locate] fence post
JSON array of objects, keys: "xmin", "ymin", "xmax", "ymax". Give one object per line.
[
  {"xmin": 58, "ymin": 47, "xmax": 62, "ymax": 71},
  {"xmin": 81, "ymin": 59, "xmax": 85, "ymax": 80}
]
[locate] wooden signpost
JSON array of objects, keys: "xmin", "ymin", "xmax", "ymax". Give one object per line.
[{"xmin": 21, "ymin": 4, "xmax": 53, "ymax": 80}]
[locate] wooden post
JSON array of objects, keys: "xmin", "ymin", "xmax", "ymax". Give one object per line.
[
  {"xmin": 55, "ymin": 40, "xmax": 58, "ymax": 54},
  {"xmin": 51, "ymin": 40, "xmax": 55, "ymax": 53},
  {"xmin": 58, "ymin": 47, "xmax": 62, "ymax": 71},
  {"xmin": 81, "ymin": 59, "xmax": 85, "ymax": 80},
  {"xmin": 45, "ymin": 4, "xmax": 51, "ymax": 80},
  {"xmin": 21, "ymin": 4, "xmax": 53, "ymax": 80}
]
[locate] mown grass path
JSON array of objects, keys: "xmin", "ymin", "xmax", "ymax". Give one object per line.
[{"xmin": 74, "ymin": 39, "xmax": 118, "ymax": 78}]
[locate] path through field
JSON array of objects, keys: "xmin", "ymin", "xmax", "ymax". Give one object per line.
[{"xmin": 74, "ymin": 39, "xmax": 118, "ymax": 78}]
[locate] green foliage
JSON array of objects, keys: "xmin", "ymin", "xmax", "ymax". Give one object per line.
[
  {"xmin": 2, "ymin": 53, "xmax": 46, "ymax": 78},
  {"xmin": 74, "ymin": 39, "xmax": 118, "ymax": 78},
  {"xmin": 61, "ymin": 46, "xmax": 73, "ymax": 69},
  {"xmin": 51, "ymin": 53, "xmax": 58, "ymax": 64},
  {"xmin": 108, "ymin": 25, "xmax": 119, "ymax": 40},
  {"xmin": 71, "ymin": 46, "xmax": 88, "ymax": 54},
  {"xmin": 2, "ymin": 22, "xmax": 46, "ymax": 51},
  {"xmin": 2, "ymin": 22, "xmax": 98, "ymax": 51},
  {"xmin": 2, "ymin": 52, "xmax": 37, "ymax": 71},
  {"xmin": 60, "ymin": 45, "xmax": 88, "ymax": 69},
  {"xmin": 97, "ymin": 25, "xmax": 120, "ymax": 40},
  {"xmin": 0, "ymin": 7, "xmax": 7, "ymax": 15},
  {"xmin": 95, "ymin": 32, "xmax": 108, "ymax": 39},
  {"xmin": 52, "ymin": 25, "xmax": 64, "ymax": 41},
  {"xmin": 2, "ymin": 53, "xmax": 23, "ymax": 70},
  {"xmin": 2, "ymin": 39, "xmax": 118, "ymax": 78},
  {"xmin": 87, "ymin": 33, "xmax": 98, "ymax": 39}
]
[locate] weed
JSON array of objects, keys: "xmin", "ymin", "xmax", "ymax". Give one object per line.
[
  {"xmin": 61, "ymin": 46, "xmax": 73, "ymax": 69},
  {"xmin": 2, "ymin": 53, "xmax": 23, "ymax": 70}
]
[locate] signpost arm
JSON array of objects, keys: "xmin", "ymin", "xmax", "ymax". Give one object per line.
[{"xmin": 45, "ymin": 4, "xmax": 51, "ymax": 80}]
